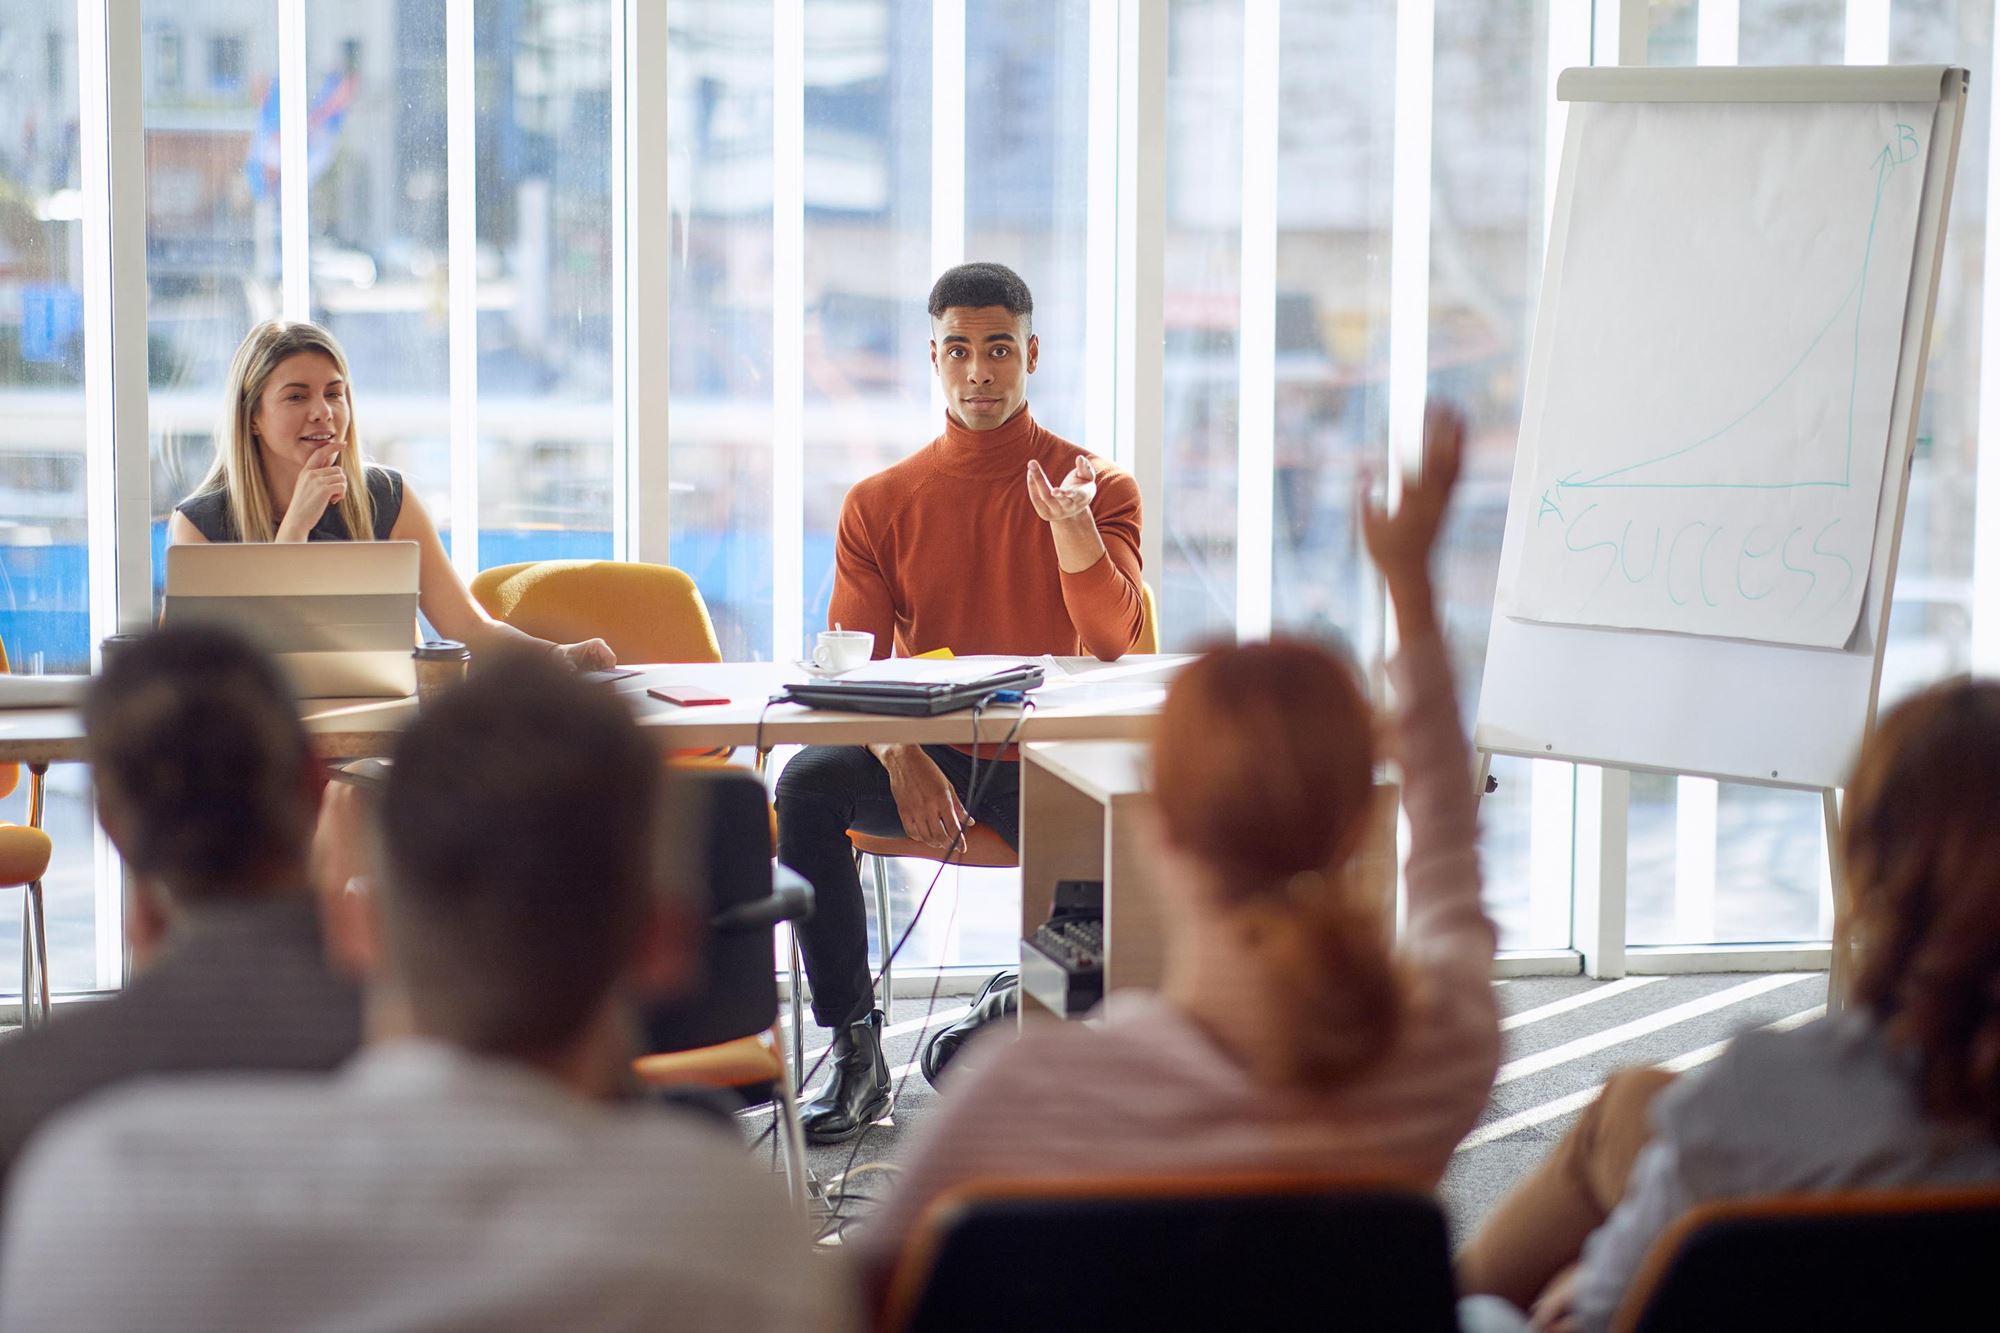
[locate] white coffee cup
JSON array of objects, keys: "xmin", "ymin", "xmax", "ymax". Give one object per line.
[{"xmin": 812, "ymin": 629, "xmax": 875, "ymax": 673}]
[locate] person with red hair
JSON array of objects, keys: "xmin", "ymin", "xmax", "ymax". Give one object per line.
[
  {"xmin": 859, "ymin": 405, "xmax": 1498, "ymax": 1260},
  {"xmin": 1458, "ymin": 676, "xmax": 2000, "ymax": 1333}
]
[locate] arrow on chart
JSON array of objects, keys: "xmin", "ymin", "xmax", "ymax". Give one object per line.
[{"xmin": 1553, "ymin": 125, "xmax": 1919, "ymax": 495}]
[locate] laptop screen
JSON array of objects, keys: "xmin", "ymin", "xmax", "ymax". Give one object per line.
[{"xmin": 162, "ymin": 542, "xmax": 421, "ymax": 699}]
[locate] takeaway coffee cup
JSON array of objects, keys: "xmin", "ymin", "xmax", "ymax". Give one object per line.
[
  {"xmin": 811, "ymin": 630, "xmax": 874, "ymax": 674},
  {"xmin": 98, "ymin": 634, "xmax": 145, "ymax": 672},
  {"xmin": 413, "ymin": 639, "xmax": 470, "ymax": 706}
]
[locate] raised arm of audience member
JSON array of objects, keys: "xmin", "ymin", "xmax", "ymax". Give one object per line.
[{"xmin": 1365, "ymin": 406, "xmax": 1495, "ymax": 1026}]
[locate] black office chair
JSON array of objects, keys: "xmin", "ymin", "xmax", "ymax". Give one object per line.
[
  {"xmin": 1612, "ymin": 1185, "xmax": 2000, "ymax": 1332},
  {"xmin": 633, "ymin": 766, "xmax": 814, "ymax": 1208},
  {"xmin": 883, "ymin": 1173, "xmax": 1458, "ymax": 1333}
]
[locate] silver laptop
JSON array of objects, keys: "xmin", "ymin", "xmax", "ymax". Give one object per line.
[{"xmin": 163, "ymin": 542, "xmax": 421, "ymax": 698}]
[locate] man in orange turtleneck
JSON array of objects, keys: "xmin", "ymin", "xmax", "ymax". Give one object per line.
[{"xmin": 776, "ymin": 262, "xmax": 1145, "ymax": 1141}]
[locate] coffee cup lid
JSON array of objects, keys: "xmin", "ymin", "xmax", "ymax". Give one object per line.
[{"xmin": 414, "ymin": 639, "xmax": 470, "ymax": 661}]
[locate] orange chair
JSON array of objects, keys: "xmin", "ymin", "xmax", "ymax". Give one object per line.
[
  {"xmin": 841, "ymin": 582, "xmax": 1158, "ymax": 1026},
  {"xmin": 881, "ymin": 1171, "xmax": 1455, "ymax": 1333},
  {"xmin": 1609, "ymin": 1185, "xmax": 2000, "ymax": 1332},
  {"xmin": 0, "ymin": 642, "xmax": 55, "ymax": 1029}
]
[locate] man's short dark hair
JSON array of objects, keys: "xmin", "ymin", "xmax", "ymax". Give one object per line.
[
  {"xmin": 83, "ymin": 625, "xmax": 313, "ymax": 903},
  {"xmin": 378, "ymin": 650, "xmax": 663, "ymax": 1060},
  {"xmin": 927, "ymin": 262, "xmax": 1033, "ymax": 329}
]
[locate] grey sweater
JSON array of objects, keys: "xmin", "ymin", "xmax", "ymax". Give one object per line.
[{"xmin": 1573, "ymin": 1012, "xmax": 2000, "ymax": 1331}]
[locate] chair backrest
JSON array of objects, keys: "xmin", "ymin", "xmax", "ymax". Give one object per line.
[
  {"xmin": 638, "ymin": 766, "xmax": 777, "ymax": 1055},
  {"xmin": 470, "ymin": 560, "xmax": 721, "ymax": 664},
  {"xmin": 886, "ymin": 1173, "xmax": 1457, "ymax": 1333},
  {"xmin": 0, "ymin": 638, "xmax": 18, "ymax": 801},
  {"xmin": 1613, "ymin": 1186, "xmax": 2000, "ymax": 1333},
  {"xmin": 1136, "ymin": 579, "xmax": 1159, "ymax": 655}
]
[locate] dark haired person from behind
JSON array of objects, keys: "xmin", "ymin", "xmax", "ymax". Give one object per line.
[
  {"xmin": 1, "ymin": 653, "xmax": 846, "ymax": 1332},
  {"xmin": 0, "ymin": 625, "xmax": 360, "ymax": 1198},
  {"xmin": 777, "ymin": 261, "xmax": 1145, "ymax": 1141},
  {"xmin": 1457, "ymin": 677, "xmax": 2000, "ymax": 1333}
]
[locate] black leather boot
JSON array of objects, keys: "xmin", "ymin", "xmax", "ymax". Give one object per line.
[{"xmin": 801, "ymin": 1009, "xmax": 891, "ymax": 1144}]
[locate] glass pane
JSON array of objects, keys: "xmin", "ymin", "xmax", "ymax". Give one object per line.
[
  {"xmin": 1270, "ymin": 0, "xmax": 1392, "ymax": 651},
  {"xmin": 797, "ymin": 0, "xmax": 933, "ymax": 655},
  {"xmin": 1432, "ymin": 0, "xmax": 1572, "ymax": 949},
  {"xmin": 0, "ymin": 2, "xmax": 93, "ymax": 993},
  {"xmin": 1646, "ymin": 0, "xmax": 1699, "ymax": 65},
  {"xmin": 1740, "ymin": 1, "xmax": 1844, "ymax": 63},
  {"xmin": 1160, "ymin": 0, "xmax": 1242, "ymax": 648},
  {"xmin": 1885, "ymin": 0, "xmax": 1987, "ymax": 707},
  {"xmin": 145, "ymin": 0, "xmax": 278, "ymax": 603},
  {"xmin": 963, "ymin": 0, "xmax": 1093, "ymax": 443},
  {"xmin": 476, "ymin": 0, "xmax": 615, "ymax": 568},
  {"xmin": 669, "ymin": 0, "xmax": 776, "ymax": 659},
  {"xmin": 307, "ymin": 2, "xmax": 451, "ymax": 540}
]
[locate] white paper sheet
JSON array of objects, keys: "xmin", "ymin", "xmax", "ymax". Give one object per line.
[{"xmin": 1502, "ymin": 100, "xmax": 1933, "ymax": 648}]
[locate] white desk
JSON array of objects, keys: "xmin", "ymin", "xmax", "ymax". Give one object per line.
[
  {"xmin": 1019, "ymin": 739, "xmax": 1402, "ymax": 1019},
  {"xmin": 0, "ymin": 655, "xmax": 1192, "ymax": 764}
]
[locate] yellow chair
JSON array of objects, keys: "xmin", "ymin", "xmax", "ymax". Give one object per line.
[
  {"xmin": 470, "ymin": 559, "xmax": 722, "ymax": 665},
  {"xmin": 841, "ymin": 581, "xmax": 1158, "ymax": 1026},
  {"xmin": 0, "ymin": 642, "xmax": 55, "ymax": 1029},
  {"xmin": 473, "ymin": 558, "xmax": 731, "ymax": 765}
]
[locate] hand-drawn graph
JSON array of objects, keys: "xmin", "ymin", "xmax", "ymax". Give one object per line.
[{"xmin": 1502, "ymin": 100, "xmax": 1931, "ymax": 649}]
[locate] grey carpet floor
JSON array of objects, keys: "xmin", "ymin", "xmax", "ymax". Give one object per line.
[{"xmin": 764, "ymin": 971, "xmax": 1830, "ymax": 1246}]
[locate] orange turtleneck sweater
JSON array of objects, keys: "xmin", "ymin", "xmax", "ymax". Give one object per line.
[{"xmin": 829, "ymin": 407, "xmax": 1144, "ymax": 662}]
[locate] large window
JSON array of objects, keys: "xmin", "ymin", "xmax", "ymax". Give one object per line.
[
  {"xmin": 144, "ymin": 0, "xmax": 276, "ymax": 585},
  {"xmin": 475, "ymin": 0, "xmax": 616, "ymax": 562},
  {"xmin": 0, "ymin": 3, "xmax": 95, "ymax": 997},
  {"xmin": 305, "ymin": 1, "xmax": 451, "ymax": 530},
  {"xmin": 37, "ymin": 0, "xmax": 2000, "ymax": 997}
]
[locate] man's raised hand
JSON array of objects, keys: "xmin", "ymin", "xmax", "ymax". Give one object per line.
[{"xmin": 1026, "ymin": 456, "xmax": 1098, "ymax": 525}]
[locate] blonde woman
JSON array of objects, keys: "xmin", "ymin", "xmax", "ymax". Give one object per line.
[
  {"xmin": 172, "ymin": 321, "xmax": 615, "ymax": 893},
  {"xmin": 170, "ymin": 319, "xmax": 614, "ymax": 670}
]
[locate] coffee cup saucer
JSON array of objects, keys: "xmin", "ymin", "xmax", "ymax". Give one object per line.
[{"xmin": 795, "ymin": 659, "xmax": 853, "ymax": 679}]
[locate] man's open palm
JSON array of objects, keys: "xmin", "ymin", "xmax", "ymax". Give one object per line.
[{"xmin": 1026, "ymin": 456, "xmax": 1097, "ymax": 524}]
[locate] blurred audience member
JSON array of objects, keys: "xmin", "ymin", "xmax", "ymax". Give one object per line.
[
  {"xmin": 0, "ymin": 625, "xmax": 359, "ymax": 1198},
  {"xmin": 1459, "ymin": 677, "xmax": 2000, "ymax": 1333},
  {"xmin": 2, "ymin": 651, "xmax": 847, "ymax": 1332}
]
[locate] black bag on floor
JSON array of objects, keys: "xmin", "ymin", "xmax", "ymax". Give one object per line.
[{"xmin": 920, "ymin": 969, "xmax": 1019, "ymax": 1089}]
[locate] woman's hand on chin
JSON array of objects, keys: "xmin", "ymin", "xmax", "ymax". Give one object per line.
[{"xmin": 554, "ymin": 638, "xmax": 616, "ymax": 671}]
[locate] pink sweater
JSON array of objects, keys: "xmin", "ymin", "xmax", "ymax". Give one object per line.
[{"xmin": 860, "ymin": 632, "xmax": 1498, "ymax": 1258}]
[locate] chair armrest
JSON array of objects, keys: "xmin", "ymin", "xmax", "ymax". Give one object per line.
[{"xmin": 710, "ymin": 865, "xmax": 814, "ymax": 932}]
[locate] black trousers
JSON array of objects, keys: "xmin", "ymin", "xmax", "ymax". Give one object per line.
[{"xmin": 774, "ymin": 744, "xmax": 1021, "ymax": 1028}]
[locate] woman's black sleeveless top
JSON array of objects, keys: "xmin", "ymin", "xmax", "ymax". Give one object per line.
[{"xmin": 176, "ymin": 466, "xmax": 404, "ymax": 543}]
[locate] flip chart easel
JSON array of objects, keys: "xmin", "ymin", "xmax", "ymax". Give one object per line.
[{"xmin": 1474, "ymin": 66, "xmax": 1968, "ymax": 989}]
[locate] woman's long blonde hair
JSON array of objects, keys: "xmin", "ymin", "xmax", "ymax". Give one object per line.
[{"xmin": 194, "ymin": 320, "xmax": 375, "ymax": 544}]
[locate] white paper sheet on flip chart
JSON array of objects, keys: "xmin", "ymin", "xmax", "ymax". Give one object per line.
[{"xmin": 1502, "ymin": 99, "xmax": 1933, "ymax": 648}]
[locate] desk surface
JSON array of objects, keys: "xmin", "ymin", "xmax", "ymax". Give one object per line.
[{"xmin": 0, "ymin": 655, "xmax": 1191, "ymax": 764}]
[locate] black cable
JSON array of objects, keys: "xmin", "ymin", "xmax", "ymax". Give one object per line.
[{"xmin": 816, "ymin": 697, "xmax": 1035, "ymax": 1240}]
